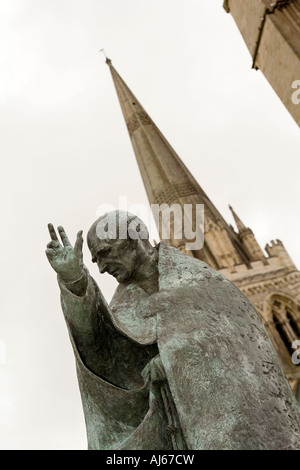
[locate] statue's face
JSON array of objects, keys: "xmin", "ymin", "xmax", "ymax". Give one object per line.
[{"xmin": 94, "ymin": 238, "xmax": 138, "ymax": 283}]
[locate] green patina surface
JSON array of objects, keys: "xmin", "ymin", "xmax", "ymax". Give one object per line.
[{"xmin": 46, "ymin": 211, "xmax": 300, "ymax": 450}]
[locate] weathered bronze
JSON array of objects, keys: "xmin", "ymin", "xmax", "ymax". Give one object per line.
[{"xmin": 46, "ymin": 210, "xmax": 300, "ymax": 450}]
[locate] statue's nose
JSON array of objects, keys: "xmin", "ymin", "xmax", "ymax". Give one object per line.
[
  {"xmin": 99, "ymin": 264, "xmax": 107, "ymax": 274},
  {"xmin": 97, "ymin": 259, "xmax": 107, "ymax": 274}
]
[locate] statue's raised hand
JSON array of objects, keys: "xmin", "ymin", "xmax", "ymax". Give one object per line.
[{"xmin": 46, "ymin": 224, "xmax": 84, "ymax": 283}]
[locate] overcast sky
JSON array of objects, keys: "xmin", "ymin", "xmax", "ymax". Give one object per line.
[{"xmin": 1, "ymin": 0, "xmax": 300, "ymax": 450}]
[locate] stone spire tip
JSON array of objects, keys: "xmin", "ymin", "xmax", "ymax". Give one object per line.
[
  {"xmin": 99, "ymin": 48, "xmax": 112, "ymax": 65},
  {"xmin": 229, "ymin": 205, "xmax": 248, "ymax": 233}
]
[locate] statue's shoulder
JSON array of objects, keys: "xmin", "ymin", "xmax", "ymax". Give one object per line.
[
  {"xmin": 157, "ymin": 242, "xmax": 227, "ymax": 289},
  {"xmin": 109, "ymin": 283, "xmax": 126, "ymax": 307}
]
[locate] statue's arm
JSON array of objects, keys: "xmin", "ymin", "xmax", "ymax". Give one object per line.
[
  {"xmin": 58, "ymin": 267, "xmax": 111, "ymax": 375},
  {"xmin": 45, "ymin": 224, "xmax": 110, "ymax": 375}
]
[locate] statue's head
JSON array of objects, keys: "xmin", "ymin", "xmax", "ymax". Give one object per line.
[{"xmin": 87, "ymin": 210, "xmax": 152, "ymax": 283}]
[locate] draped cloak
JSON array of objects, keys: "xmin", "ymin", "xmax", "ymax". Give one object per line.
[{"xmin": 59, "ymin": 242, "xmax": 300, "ymax": 450}]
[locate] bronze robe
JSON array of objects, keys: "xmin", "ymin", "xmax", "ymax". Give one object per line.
[{"xmin": 59, "ymin": 243, "xmax": 300, "ymax": 450}]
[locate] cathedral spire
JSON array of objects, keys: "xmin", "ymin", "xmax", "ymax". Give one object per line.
[
  {"xmin": 229, "ymin": 205, "xmax": 267, "ymax": 264},
  {"xmin": 105, "ymin": 59, "xmax": 251, "ymax": 270},
  {"xmin": 229, "ymin": 205, "xmax": 248, "ymax": 234}
]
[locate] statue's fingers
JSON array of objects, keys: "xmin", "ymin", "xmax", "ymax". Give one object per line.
[
  {"xmin": 48, "ymin": 223, "xmax": 60, "ymax": 242},
  {"xmin": 57, "ymin": 225, "xmax": 71, "ymax": 246},
  {"xmin": 47, "ymin": 240, "xmax": 60, "ymax": 249},
  {"xmin": 45, "ymin": 248, "xmax": 56, "ymax": 259},
  {"xmin": 74, "ymin": 230, "xmax": 83, "ymax": 254}
]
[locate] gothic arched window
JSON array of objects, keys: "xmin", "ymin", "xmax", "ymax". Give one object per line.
[
  {"xmin": 270, "ymin": 297, "xmax": 300, "ymax": 367},
  {"xmin": 286, "ymin": 310, "xmax": 300, "ymax": 337},
  {"xmin": 273, "ymin": 313, "xmax": 294, "ymax": 356}
]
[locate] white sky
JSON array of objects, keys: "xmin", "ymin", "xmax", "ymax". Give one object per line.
[{"xmin": 1, "ymin": 0, "xmax": 299, "ymax": 450}]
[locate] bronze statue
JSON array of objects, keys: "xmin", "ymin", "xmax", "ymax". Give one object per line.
[{"xmin": 46, "ymin": 210, "xmax": 300, "ymax": 450}]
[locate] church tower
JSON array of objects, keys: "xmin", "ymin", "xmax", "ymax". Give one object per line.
[
  {"xmin": 223, "ymin": 0, "xmax": 300, "ymax": 127},
  {"xmin": 105, "ymin": 57, "xmax": 300, "ymax": 397}
]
